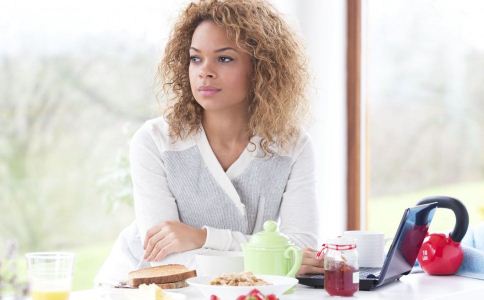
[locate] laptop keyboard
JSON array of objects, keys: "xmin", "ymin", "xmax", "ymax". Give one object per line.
[{"xmin": 297, "ymin": 268, "xmax": 382, "ymax": 290}]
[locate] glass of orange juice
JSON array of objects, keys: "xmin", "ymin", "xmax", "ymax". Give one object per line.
[{"xmin": 26, "ymin": 252, "xmax": 75, "ymax": 300}]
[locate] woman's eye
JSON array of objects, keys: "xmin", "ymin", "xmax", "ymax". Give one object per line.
[
  {"xmin": 189, "ymin": 56, "xmax": 200, "ymax": 63},
  {"xmin": 219, "ymin": 56, "xmax": 233, "ymax": 63}
]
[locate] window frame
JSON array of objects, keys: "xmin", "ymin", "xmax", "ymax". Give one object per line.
[{"xmin": 346, "ymin": 0, "xmax": 364, "ymax": 230}]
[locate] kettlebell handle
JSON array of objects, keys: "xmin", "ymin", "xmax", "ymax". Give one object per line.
[{"xmin": 416, "ymin": 196, "xmax": 469, "ymax": 242}]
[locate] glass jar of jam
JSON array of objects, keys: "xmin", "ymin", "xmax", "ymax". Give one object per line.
[{"xmin": 317, "ymin": 237, "xmax": 359, "ymax": 297}]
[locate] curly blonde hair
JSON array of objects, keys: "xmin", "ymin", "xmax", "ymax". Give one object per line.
[{"xmin": 158, "ymin": 0, "xmax": 309, "ymax": 155}]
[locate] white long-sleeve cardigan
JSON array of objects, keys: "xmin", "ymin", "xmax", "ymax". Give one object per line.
[{"xmin": 95, "ymin": 117, "xmax": 318, "ymax": 285}]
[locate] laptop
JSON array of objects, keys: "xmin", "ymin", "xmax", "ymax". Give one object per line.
[{"xmin": 297, "ymin": 202, "xmax": 438, "ymax": 291}]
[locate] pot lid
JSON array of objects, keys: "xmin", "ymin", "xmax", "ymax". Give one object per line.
[{"xmin": 246, "ymin": 220, "xmax": 292, "ymax": 249}]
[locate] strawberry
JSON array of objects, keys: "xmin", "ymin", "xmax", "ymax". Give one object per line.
[
  {"xmin": 248, "ymin": 294, "xmax": 264, "ymax": 300},
  {"xmin": 265, "ymin": 294, "xmax": 278, "ymax": 300},
  {"xmin": 249, "ymin": 288, "xmax": 262, "ymax": 295},
  {"xmin": 249, "ymin": 289, "xmax": 265, "ymax": 299},
  {"xmin": 209, "ymin": 295, "xmax": 219, "ymax": 300},
  {"xmin": 236, "ymin": 296, "xmax": 247, "ymax": 300}
]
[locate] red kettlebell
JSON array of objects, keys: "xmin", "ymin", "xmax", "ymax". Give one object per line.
[{"xmin": 416, "ymin": 196, "xmax": 469, "ymax": 275}]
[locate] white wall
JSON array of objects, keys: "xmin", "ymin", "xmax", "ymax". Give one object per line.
[{"xmin": 271, "ymin": 0, "xmax": 348, "ymax": 242}]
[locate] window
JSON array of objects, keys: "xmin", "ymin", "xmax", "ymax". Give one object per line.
[
  {"xmin": 365, "ymin": 0, "xmax": 484, "ymax": 237},
  {"xmin": 1, "ymin": 0, "xmax": 348, "ymax": 290},
  {"xmin": 0, "ymin": 0, "xmax": 184, "ymax": 290}
]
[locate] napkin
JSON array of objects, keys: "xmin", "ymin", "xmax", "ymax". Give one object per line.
[
  {"xmin": 457, "ymin": 223, "xmax": 484, "ymax": 280},
  {"xmin": 461, "ymin": 222, "xmax": 484, "ymax": 250}
]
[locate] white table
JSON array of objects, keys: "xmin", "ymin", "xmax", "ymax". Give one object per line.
[{"xmin": 72, "ymin": 273, "xmax": 484, "ymax": 300}]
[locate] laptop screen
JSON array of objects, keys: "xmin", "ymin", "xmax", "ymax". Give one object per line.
[{"xmin": 379, "ymin": 202, "xmax": 437, "ymax": 282}]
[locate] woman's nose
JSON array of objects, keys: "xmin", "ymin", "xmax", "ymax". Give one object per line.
[
  {"xmin": 199, "ymin": 64, "xmax": 216, "ymax": 79},
  {"xmin": 199, "ymin": 71, "xmax": 216, "ymax": 79}
]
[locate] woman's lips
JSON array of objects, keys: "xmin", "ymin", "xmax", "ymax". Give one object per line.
[{"xmin": 198, "ymin": 86, "xmax": 221, "ymax": 96}]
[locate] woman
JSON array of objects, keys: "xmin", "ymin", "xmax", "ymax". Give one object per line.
[{"xmin": 96, "ymin": 0, "xmax": 322, "ymax": 285}]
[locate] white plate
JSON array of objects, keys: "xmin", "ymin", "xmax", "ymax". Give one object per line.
[
  {"xmin": 186, "ymin": 275, "xmax": 298, "ymax": 300},
  {"xmin": 97, "ymin": 288, "xmax": 186, "ymax": 300}
]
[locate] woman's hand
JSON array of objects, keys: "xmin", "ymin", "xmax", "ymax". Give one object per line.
[
  {"xmin": 143, "ymin": 221, "xmax": 207, "ymax": 262},
  {"xmin": 297, "ymin": 248, "xmax": 324, "ymax": 275}
]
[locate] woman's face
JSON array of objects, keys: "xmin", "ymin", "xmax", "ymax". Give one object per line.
[{"xmin": 189, "ymin": 20, "xmax": 252, "ymax": 113}]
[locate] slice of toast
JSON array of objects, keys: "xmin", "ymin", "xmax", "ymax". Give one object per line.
[
  {"xmin": 128, "ymin": 264, "xmax": 196, "ymax": 288},
  {"xmin": 156, "ymin": 280, "xmax": 188, "ymax": 289}
]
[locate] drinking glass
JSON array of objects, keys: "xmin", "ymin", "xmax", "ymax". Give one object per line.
[{"xmin": 26, "ymin": 252, "xmax": 75, "ymax": 300}]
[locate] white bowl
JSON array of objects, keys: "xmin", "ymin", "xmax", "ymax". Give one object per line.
[{"xmin": 186, "ymin": 275, "xmax": 298, "ymax": 300}]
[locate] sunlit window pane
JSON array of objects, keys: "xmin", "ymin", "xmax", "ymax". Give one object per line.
[
  {"xmin": 0, "ymin": 0, "xmax": 185, "ymax": 290},
  {"xmin": 366, "ymin": 0, "xmax": 484, "ymax": 237}
]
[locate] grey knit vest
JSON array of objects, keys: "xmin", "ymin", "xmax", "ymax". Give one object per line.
[{"xmin": 162, "ymin": 146, "xmax": 293, "ymax": 234}]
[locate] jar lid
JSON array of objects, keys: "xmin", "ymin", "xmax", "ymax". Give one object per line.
[
  {"xmin": 246, "ymin": 220, "xmax": 292, "ymax": 249},
  {"xmin": 317, "ymin": 236, "xmax": 357, "ymax": 258},
  {"xmin": 326, "ymin": 236, "xmax": 356, "ymax": 247}
]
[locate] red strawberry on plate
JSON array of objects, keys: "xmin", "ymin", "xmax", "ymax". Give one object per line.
[{"xmin": 265, "ymin": 294, "xmax": 278, "ymax": 300}]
